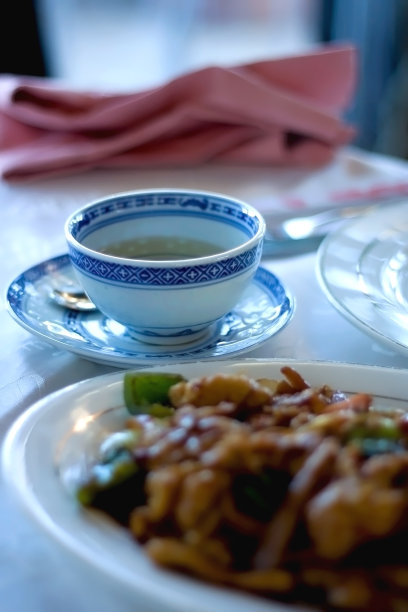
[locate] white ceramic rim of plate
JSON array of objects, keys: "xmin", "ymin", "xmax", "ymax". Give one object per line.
[
  {"xmin": 3, "ymin": 358, "xmax": 408, "ymax": 612},
  {"xmin": 316, "ymin": 201, "xmax": 408, "ymax": 356}
]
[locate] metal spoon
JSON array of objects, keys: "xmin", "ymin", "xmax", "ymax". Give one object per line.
[
  {"xmin": 49, "ymin": 286, "xmax": 97, "ymax": 312},
  {"xmin": 262, "ymin": 194, "xmax": 407, "ymax": 257}
]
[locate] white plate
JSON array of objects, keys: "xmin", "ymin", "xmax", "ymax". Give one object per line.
[
  {"xmin": 3, "ymin": 359, "xmax": 408, "ymax": 612},
  {"xmin": 6, "ymin": 254, "xmax": 294, "ymax": 367},
  {"xmin": 317, "ymin": 202, "xmax": 408, "ymax": 356}
]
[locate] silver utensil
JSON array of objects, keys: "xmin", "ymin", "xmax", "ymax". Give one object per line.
[
  {"xmin": 262, "ymin": 194, "xmax": 407, "ymax": 257},
  {"xmin": 49, "ymin": 287, "xmax": 97, "ymax": 311}
]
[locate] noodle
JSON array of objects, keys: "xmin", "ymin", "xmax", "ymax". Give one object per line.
[{"xmin": 75, "ymin": 366, "xmax": 408, "ymax": 611}]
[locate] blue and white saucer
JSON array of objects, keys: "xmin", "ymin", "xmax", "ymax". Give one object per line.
[{"xmin": 6, "ymin": 254, "xmax": 294, "ymax": 368}]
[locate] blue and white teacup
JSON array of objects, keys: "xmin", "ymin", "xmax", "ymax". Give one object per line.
[{"xmin": 65, "ymin": 189, "xmax": 265, "ymax": 345}]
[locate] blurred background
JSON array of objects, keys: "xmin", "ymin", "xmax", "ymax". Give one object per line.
[{"xmin": 2, "ymin": 0, "xmax": 408, "ymax": 159}]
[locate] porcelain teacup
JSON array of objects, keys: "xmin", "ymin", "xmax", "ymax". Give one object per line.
[{"xmin": 65, "ymin": 189, "xmax": 265, "ymax": 345}]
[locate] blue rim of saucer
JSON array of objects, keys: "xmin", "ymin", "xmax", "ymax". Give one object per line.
[{"xmin": 6, "ymin": 254, "xmax": 295, "ymax": 367}]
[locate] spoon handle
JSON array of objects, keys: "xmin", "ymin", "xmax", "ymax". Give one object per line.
[
  {"xmin": 262, "ymin": 235, "xmax": 323, "ymax": 258},
  {"xmin": 264, "ymin": 196, "xmax": 406, "ymax": 246}
]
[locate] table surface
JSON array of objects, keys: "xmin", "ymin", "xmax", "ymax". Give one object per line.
[{"xmin": 2, "ymin": 147, "xmax": 408, "ymax": 612}]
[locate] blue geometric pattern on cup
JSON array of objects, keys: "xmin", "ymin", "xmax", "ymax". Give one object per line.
[
  {"xmin": 68, "ymin": 242, "xmax": 262, "ymax": 287},
  {"xmin": 69, "ymin": 192, "xmax": 260, "ymax": 242}
]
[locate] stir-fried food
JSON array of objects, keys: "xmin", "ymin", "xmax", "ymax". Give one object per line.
[{"xmin": 75, "ymin": 367, "xmax": 408, "ymax": 611}]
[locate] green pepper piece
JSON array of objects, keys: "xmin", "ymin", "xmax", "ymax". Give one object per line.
[
  {"xmin": 76, "ymin": 448, "xmax": 138, "ymax": 507},
  {"xmin": 232, "ymin": 469, "xmax": 291, "ymax": 523},
  {"xmin": 123, "ymin": 372, "xmax": 184, "ymax": 415},
  {"xmin": 148, "ymin": 403, "xmax": 175, "ymax": 418},
  {"xmin": 76, "ymin": 448, "xmax": 147, "ymax": 524},
  {"xmin": 345, "ymin": 416, "xmax": 404, "ymax": 457},
  {"xmin": 346, "ymin": 417, "xmax": 401, "ymax": 443}
]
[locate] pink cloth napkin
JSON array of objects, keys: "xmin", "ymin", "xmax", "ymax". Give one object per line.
[{"xmin": 0, "ymin": 45, "xmax": 356, "ymax": 182}]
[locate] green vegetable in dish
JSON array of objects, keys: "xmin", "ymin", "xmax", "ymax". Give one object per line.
[
  {"xmin": 345, "ymin": 416, "xmax": 404, "ymax": 457},
  {"xmin": 346, "ymin": 417, "xmax": 401, "ymax": 442},
  {"xmin": 76, "ymin": 430, "xmax": 146, "ymax": 524},
  {"xmin": 123, "ymin": 372, "xmax": 184, "ymax": 415},
  {"xmin": 76, "ymin": 449, "xmax": 135, "ymax": 505},
  {"xmin": 232, "ymin": 469, "xmax": 291, "ymax": 523}
]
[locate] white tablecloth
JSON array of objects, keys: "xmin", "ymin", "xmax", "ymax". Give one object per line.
[{"xmin": 2, "ymin": 147, "xmax": 408, "ymax": 612}]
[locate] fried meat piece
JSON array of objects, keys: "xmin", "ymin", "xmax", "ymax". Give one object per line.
[{"xmin": 169, "ymin": 373, "xmax": 273, "ymax": 409}]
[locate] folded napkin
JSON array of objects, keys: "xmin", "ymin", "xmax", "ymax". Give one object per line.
[{"xmin": 0, "ymin": 44, "xmax": 356, "ymax": 182}]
